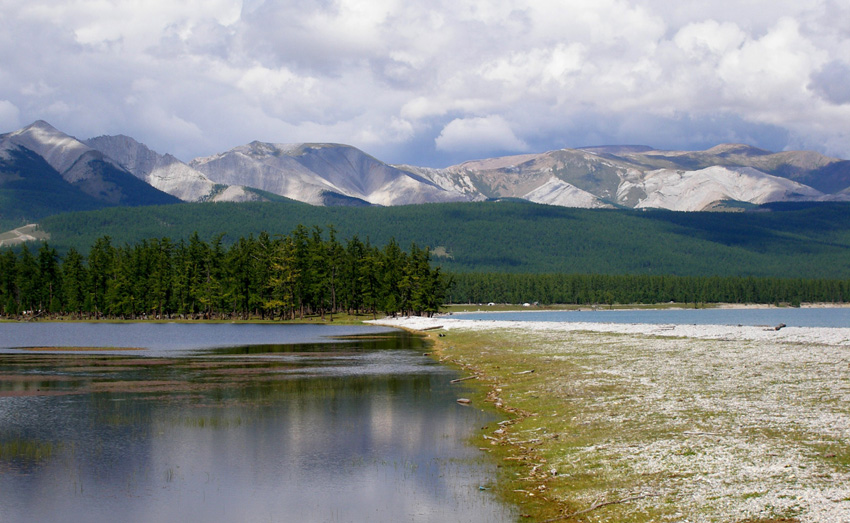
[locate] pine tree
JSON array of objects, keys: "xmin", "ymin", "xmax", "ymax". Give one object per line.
[
  {"xmin": 0, "ymin": 249, "xmax": 18, "ymax": 315},
  {"xmin": 87, "ymin": 237, "xmax": 114, "ymax": 318},
  {"xmin": 15, "ymin": 244, "xmax": 38, "ymax": 314},
  {"xmin": 61, "ymin": 247, "xmax": 87, "ymax": 317},
  {"xmin": 148, "ymin": 238, "xmax": 174, "ymax": 318},
  {"xmin": 266, "ymin": 235, "xmax": 300, "ymax": 320}
]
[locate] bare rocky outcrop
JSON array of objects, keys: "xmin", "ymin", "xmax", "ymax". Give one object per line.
[{"xmin": 6, "ymin": 120, "xmax": 850, "ymax": 212}]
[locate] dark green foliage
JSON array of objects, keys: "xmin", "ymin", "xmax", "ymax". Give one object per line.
[
  {"xmin": 36, "ymin": 200, "xmax": 850, "ymax": 279},
  {"xmin": 61, "ymin": 247, "xmax": 86, "ymax": 315},
  {"xmin": 14, "ymin": 245, "xmax": 37, "ymax": 312},
  {"xmin": 0, "ymin": 230, "xmax": 448, "ymax": 320},
  {"xmin": 446, "ymin": 272, "xmax": 849, "ymax": 306},
  {"xmin": 0, "ymin": 249, "xmax": 18, "ymax": 314}
]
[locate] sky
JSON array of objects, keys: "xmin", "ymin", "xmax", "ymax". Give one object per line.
[{"xmin": 1, "ymin": 0, "xmax": 849, "ymax": 167}]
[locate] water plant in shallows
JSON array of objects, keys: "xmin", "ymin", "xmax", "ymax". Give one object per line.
[{"xmin": 0, "ymin": 438, "xmax": 63, "ymax": 463}]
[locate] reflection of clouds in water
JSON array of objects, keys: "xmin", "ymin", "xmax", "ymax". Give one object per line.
[
  {"xmin": 275, "ymin": 351, "xmax": 444, "ymax": 378},
  {"xmin": 0, "ymin": 334, "xmax": 513, "ymax": 522},
  {"xmin": 0, "ymin": 323, "xmax": 398, "ymax": 353},
  {"xmin": 136, "ymin": 377, "xmax": 508, "ymax": 522}
]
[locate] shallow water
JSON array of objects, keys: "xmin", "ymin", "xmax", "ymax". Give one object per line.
[
  {"xmin": 454, "ymin": 306, "xmax": 850, "ymax": 328},
  {"xmin": 0, "ymin": 324, "xmax": 515, "ymax": 523},
  {"xmin": 0, "ymin": 322, "xmax": 397, "ymax": 354}
]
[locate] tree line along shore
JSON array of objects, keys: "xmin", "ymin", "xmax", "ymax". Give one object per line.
[
  {"xmin": 3, "ymin": 227, "xmax": 850, "ymax": 321},
  {"xmin": 448, "ymin": 272, "xmax": 850, "ymax": 307},
  {"xmin": 0, "ymin": 226, "xmax": 447, "ymax": 320}
]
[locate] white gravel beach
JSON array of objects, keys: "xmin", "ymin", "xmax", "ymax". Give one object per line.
[
  {"xmin": 370, "ymin": 315, "xmax": 850, "ymax": 347},
  {"xmin": 370, "ymin": 315, "xmax": 850, "ymax": 523}
]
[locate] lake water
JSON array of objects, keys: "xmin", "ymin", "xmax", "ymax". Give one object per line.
[
  {"xmin": 453, "ymin": 306, "xmax": 850, "ymax": 328},
  {"xmin": 0, "ymin": 322, "xmax": 399, "ymax": 355},
  {"xmin": 0, "ymin": 323, "xmax": 516, "ymax": 523}
]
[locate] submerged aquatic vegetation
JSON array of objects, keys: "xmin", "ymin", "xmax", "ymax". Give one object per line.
[{"xmin": 0, "ymin": 438, "xmax": 62, "ymax": 462}]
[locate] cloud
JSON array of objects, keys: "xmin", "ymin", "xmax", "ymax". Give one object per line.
[
  {"xmin": 2, "ymin": 1, "xmax": 850, "ymax": 165},
  {"xmin": 0, "ymin": 100, "xmax": 21, "ymax": 131},
  {"xmin": 717, "ymin": 18, "xmax": 826, "ymax": 106},
  {"xmin": 810, "ymin": 61, "xmax": 850, "ymax": 105},
  {"xmin": 674, "ymin": 20, "xmax": 746, "ymax": 57},
  {"xmin": 435, "ymin": 115, "xmax": 528, "ymax": 153}
]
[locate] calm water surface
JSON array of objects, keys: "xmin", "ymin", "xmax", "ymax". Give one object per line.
[
  {"xmin": 0, "ymin": 323, "xmax": 516, "ymax": 523},
  {"xmin": 0, "ymin": 322, "xmax": 399, "ymax": 354},
  {"xmin": 454, "ymin": 306, "xmax": 850, "ymax": 328}
]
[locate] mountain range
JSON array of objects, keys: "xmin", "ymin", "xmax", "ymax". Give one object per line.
[
  {"xmin": 0, "ymin": 121, "xmax": 180, "ymax": 228},
  {"xmin": 3, "ymin": 120, "xmax": 850, "ymax": 229}
]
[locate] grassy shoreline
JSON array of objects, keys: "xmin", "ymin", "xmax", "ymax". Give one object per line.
[
  {"xmin": 425, "ymin": 327, "xmax": 574, "ymax": 521},
  {"xmin": 413, "ymin": 324, "xmax": 850, "ymax": 523}
]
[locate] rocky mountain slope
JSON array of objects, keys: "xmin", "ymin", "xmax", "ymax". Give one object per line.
[
  {"xmin": 614, "ymin": 143, "xmax": 850, "ymax": 194},
  {"xmin": 3, "ymin": 120, "xmax": 850, "ymax": 228},
  {"xmin": 2, "ymin": 121, "xmax": 180, "ymax": 206},
  {"xmin": 190, "ymin": 142, "xmax": 471, "ymax": 206},
  {"xmin": 621, "ymin": 166, "xmax": 823, "ymax": 211},
  {"xmin": 0, "ymin": 121, "xmax": 179, "ymax": 227},
  {"xmin": 84, "ymin": 135, "xmax": 265, "ymax": 203},
  {"xmin": 404, "ymin": 145, "xmax": 848, "ymax": 211}
]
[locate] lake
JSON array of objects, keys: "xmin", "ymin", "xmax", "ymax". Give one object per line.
[
  {"xmin": 453, "ymin": 306, "xmax": 850, "ymax": 328},
  {"xmin": 0, "ymin": 323, "xmax": 516, "ymax": 523}
]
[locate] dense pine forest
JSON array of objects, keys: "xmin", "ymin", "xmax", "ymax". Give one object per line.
[
  {"xmin": 3, "ymin": 230, "xmax": 849, "ymax": 320},
  {"xmin": 447, "ymin": 273, "xmax": 849, "ymax": 307},
  {"xmin": 0, "ymin": 227, "xmax": 447, "ymax": 320}
]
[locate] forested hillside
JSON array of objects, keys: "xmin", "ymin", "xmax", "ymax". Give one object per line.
[{"xmin": 35, "ymin": 200, "xmax": 850, "ymax": 279}]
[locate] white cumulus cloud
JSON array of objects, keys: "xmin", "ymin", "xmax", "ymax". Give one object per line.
[
  {"xmin": 1, "ymin": 0, "xmax": 850, "ymax": 165},
  {"xmin": 435, "ymin": 115, "xmax": 528, "ymax": 153}
]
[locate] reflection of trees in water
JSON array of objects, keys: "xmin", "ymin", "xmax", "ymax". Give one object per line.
[
  {"xmin": 0, "ymin": 328, "xmax": 450, "ymax": 475},
  {"xmin": 0, "ymin": 329, "xmax": 509, "ymax": 523}
]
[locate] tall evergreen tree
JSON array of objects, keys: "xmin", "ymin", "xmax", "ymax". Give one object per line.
[
  {"xmin": 87, "ymin": 236, "xmax": 114, "ymax": 317},
  {"xmin": 148, "ymin": 238, "xmax": 174, "ymax": 318},
  {"xmin": 0, "ymin": 249, "xmax": 17, "ymax": 315},
  {"xmin": 36, "ymin": 243, "xmax": 62, "ymax": 313},
  {"xmin": 15, "ymin": 244, "xmax": 38, "ymax": 313},
  {"xmin": 61, "ymin": 247, "xmax": 86, "ymax": 316}
]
